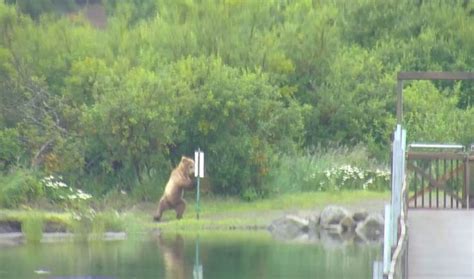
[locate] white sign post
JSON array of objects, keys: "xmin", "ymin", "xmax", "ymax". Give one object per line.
[{"xmin": 194, "ymin": 149, "xmax": 204, "ymax": 220}]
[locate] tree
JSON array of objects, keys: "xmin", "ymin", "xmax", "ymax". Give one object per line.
[{"xmin": 162, "ymin": 56, "xmax": 307, "ymax": 197}]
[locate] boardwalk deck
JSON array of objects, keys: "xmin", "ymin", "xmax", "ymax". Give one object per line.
[{"xmin": 408, "ymin": 210, "xmax": 474, "ymax": 279}]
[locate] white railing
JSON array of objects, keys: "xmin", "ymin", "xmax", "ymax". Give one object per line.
[{"xmin": 374, "ymin": 125, "xmax": 407, "ymax": 279}]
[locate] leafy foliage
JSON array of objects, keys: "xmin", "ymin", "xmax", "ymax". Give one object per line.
[
  {"xmin": 264, "ymin": 146, "xmax": 389, "ymax": 195},
  {"xmin": 0, "ymin": 169, "xmax": 43, "ymax": 208},
  {"xmin": 0, "ymin": 0, "xmax": 472, "ymax": 200}
]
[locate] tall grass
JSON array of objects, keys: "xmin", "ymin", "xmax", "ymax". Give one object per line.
[
  {"xmin": 22, "ymin": 213, "xmax": 44, "ymax": 244},
  {"xmin": 264, "ymin": 145, "xmax": 390, "ymax": 195}
]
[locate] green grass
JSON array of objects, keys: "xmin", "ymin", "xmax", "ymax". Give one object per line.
[
  {"xmin": 22, "ymin": 213, "xmax": 44, "ymax": 244},
  {"xmin": 198, "ymin": 190, "xmax": 388, "ymax": 214},
  {"xmin": 154, "ymin": 190, "xmax": 390, "ymax": 232},
  {"xmin": 0, "ymin": 209, "xmax": 71, "ymax": 225},
  {"xmin": 0, "ymin": 190, "xmax": 390, "ymax": 236}
]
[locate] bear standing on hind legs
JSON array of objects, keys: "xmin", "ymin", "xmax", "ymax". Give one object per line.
[{"xmin": 154, "ymin": 156, "xmax": 195, "ymax": 222}]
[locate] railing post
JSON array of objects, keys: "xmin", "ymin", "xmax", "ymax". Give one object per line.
[
  {"xmin": 391, "ymin": 125, "xmax": 402, "ymax": 244},
  {"xmin": 373, "ymin": 261, "xmax": 383, "ymax": 279},
  {"xmin": 396, "ymin": 80, "xmax": 404, "ymax": 125},
  {"xmin": 383, "ymin": 204, "xmax": 392, "ymax": 275},
  {"xmin": 465, "ymin": 155, "xmax": 470, "ymax": 210}
]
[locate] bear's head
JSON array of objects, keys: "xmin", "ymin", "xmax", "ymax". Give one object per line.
[{"xmin": 180, "ymin": 156, "xmax": 195, "ymax": 177}]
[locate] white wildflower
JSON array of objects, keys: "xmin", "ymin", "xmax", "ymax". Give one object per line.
[{"xmin": 72, "ymin": 213, "xmax": 82, "ymax": 221}]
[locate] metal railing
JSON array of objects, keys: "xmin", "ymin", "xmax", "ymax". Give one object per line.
[
  {"xmin": 374, "ymin": 125, "xmax": 407, "ymax": 279},
  {"xmin": 387, "ymin": 172, "xmax": 408, "ymax": 279}
]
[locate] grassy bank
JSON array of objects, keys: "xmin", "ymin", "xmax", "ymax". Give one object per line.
[
  {"xmin": 0, "ymin": 190, "xmax": 389, "ymax": 240},
  {"xmin": 148, "ymin": 190, "xmax": 390, "ymax": 232}
]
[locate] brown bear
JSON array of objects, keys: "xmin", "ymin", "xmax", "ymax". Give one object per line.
[{"xmin": 153, "ymin": 156, "xmax": 195, "ymax": 221}]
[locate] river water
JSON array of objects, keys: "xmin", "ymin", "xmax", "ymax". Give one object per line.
[{"xmin": 0, "ymin": 231, "xmax": 381, "ymax": 279}]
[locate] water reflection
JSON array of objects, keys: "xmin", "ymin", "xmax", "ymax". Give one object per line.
[
  {"xmin": 154, "ymin": 233, "xmax": 204, "ymax": 279},
  {"xmin": 193, "ymin": 236, "xmax": 203, "ymax": 279},
  {"xmin": 153, "ymin": 232, "xmax": 381, "ymax": 279},
  {"xmin": 153, "ymin": 234, "xmax": 189, "ymax": 279},
  {"xmin": 48, "ymin": 277, "xmax": 115, "ymax": 279},
  {"xmin": 0, "ymin": 231, "xmax": 380, "ymax": 279}
]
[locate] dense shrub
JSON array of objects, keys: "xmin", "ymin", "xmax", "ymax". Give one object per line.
[
  {"xmin": 0, "ymin": 0, "xmax": 472, "ymax": 199},
  {"xmin": 0, "ymin": 170, "xmax": 43, "ymax": 208},
  {"xmin": 164, "ymin": 57, "xmax": 307, "ymax": 198}
]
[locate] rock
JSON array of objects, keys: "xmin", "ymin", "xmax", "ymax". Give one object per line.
[
  {"xmin": 340, "ymin": 215, "xmax": 355, "ymax": 232},
  {"xmin": 308, "ymin": 214, "xmax": 320, "ymax": 228},
  {"xmin": 324, "ymin": 224, "xmax": 342, "ymax": 234},
  {"xmin": 0, "ymin": 221, "xmax": 21, "ymax": 233},
  {"xmin": 268, "ymin": 215, "xmax": 309, "ymax": 240},
  {"xmin": 352, "ymin": 210, "xmax": 369, "ymax": 223},
  {"xmin": 320, "ymin": 206, "xmax": 351, "ymax": 228},
  {"xmin": 268, "ymin": 207, "xmax": 384, "ymax": 244},
  {"xmin": 355, "ymin": 213, "xmax": 384, "ymax": 241}
]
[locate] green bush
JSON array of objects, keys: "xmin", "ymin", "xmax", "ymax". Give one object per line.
[
  {"xmin": 405, "ymin": 81, "xmax": 474, "ymax": 145},
  {"xmin": 0, "ymin": 0, "xmax": 472, "ymax": 199},
  {"xmin": 131, "ymin": 173, "xmax": 168, "ymax": 203},
  {"xmin": 0, "ymin": 128, "xmax": 21, "ymax": 172},
  {"xmin": 165, "ymin": 57, "xmax": 307, "ymax": 198},
  {"xmin": 264, "ymin": 146, "xmax": 390, "ymax": 194},
  {"xmin": 100, "ymin": 189, "xmax": 133, "ymax": 210},
  {"xmin": 0, "ymin": 170, "xmax": 44, "ymax": 208}
]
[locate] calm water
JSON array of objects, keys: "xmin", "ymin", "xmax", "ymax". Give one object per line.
[{"xmin": 0, "ymin": 232, "xmax": 381, "ymax": 279}]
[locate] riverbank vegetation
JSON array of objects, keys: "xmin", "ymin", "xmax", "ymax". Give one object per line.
[
  {"xmin": 0, "ymin": 0, "xmax": 473, "ymax": 211},
  {"xmin": 0, "ymin": 190, "xmax": 389, "ymax": 242}
]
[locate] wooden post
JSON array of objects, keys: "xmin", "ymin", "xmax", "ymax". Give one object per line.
[{"xmin": 396, "ymin": 80, "xmax": 403, "ymax": 125}]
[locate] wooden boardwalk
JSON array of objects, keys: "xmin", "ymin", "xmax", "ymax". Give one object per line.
[{"xmin": 408, "ymin": 210, "xmax": 474, "ymax": 279}]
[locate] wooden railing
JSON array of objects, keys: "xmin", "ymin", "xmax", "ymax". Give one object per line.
[{"xmin": 406, "ymin": 145, "xmax": 471, "ymax": 209}]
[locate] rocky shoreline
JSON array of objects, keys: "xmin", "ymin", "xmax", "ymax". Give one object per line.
[{"xmin": 268, "ymin": 205, "xmax": 384, "ymax": 245}]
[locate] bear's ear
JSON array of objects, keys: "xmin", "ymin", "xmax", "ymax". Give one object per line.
[{"xmin": 181, "ymin": 156, "xmax": 193, "ymax": 163}]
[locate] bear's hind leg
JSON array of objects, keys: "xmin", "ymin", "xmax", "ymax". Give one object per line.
[
  {"xmin": 175, "ymin": 200, "xmax": 186, "ymax": 220},
  {"xmin": 154, "ymin": 198, "xmax": 169, "ymax": 222}
]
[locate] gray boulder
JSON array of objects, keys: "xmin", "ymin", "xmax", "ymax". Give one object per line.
[
  {"xmin": 340, "ymin": 215, "xmax": 356, "ymax": 232},
  {"xmin": 352, "ymin": 210, "xmax": 369, "ymax": 223},
  {"xmin": 268, "ymin": 215, "xmax": 309, "ymax": 240},
  {"xmin": 320, "ymin": 206, "xmax": 351, "ymax": 229},
  {"xmin": 308, "ymin": 214, "xmax": 320, "ymax": 227},
  {"xmin": 355, "ymin": 213, "xmax": 384, "ymax": 241}
]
